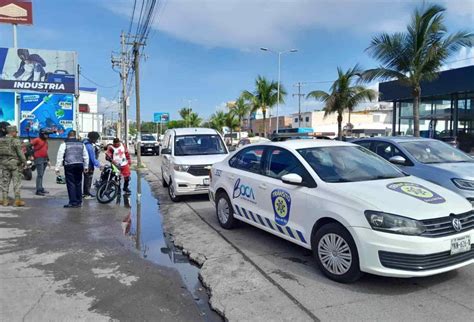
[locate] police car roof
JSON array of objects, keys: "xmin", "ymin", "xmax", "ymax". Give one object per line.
[
  {"xmin": 263, "ymin": 139, "xmax": 354, "ymax": 149},
  {"xmin": 173, "ymin": 128, "xmax": 219, "ymax": 136},
  {"xmin": 354, "ymin": 136, "xmax": 438, "ymax": 144}
]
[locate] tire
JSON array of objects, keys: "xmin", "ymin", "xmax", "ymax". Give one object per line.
[
  {"xmin": 215, "ymin": 191, "xmax": 237, "ymax": 229},
  {"xmin": 22, "ymin": 168, "xmax": 32, "ymax": 181},
  {"xmin": 168, "ymin": 180, "xmax": 181, "ymax": 202},
  {"xmin": 96, "ymin": 181, "xmax": 119, "ymax": 204},
  {"xmin": 312, "ymin": 222, "xmax": 362, "ymax": 283},
  {"xmin": 161, "ymin": 169, "xmax": 168, "ymax": 187}
]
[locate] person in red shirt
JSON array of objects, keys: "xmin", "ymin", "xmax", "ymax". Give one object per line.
[
  {"xmin": 105, "ymin": 138, "xmax": 131, "ymax": 193},
  {"xmin": 30, "ymin": 129, "xmax": 50, "ymax": 196}
]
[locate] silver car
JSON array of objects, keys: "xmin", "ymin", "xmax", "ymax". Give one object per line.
[{"xmin": 353, "ymin": 137, "xmax": 474, "ymax": 205}]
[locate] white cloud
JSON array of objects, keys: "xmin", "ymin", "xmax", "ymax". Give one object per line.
[
  {"xmin": 102, "ymin": 0, "xmax": 473, "ymax": 50},
  {"xmin": 443, "ymin": 47, "xmax": 474, "ymax": 70}
]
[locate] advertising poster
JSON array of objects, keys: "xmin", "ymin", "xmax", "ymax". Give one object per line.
[
  {"xmin": 0, "ymin": 47, "xmax": 76, "ymax": 93},
  {"xmin": 0, "ymin": 91, "xmax": 15, "ymax": 124},
  {"xmin": 0, "ymin": 1, "xmax": 33, "ymax": 25},
  {"xmin": 19, "ymin": 93, "xmax": 74, "ymax": 138},
  {"xmin": 154, "ymin": 112, "xmax": 170, "ymax": 123}
]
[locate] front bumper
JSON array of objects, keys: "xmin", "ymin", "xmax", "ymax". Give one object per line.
[
  {"xmin": 172, "ymin": 171, "xmax": 210, "ymax": 196},
  {"xmin": 351, "ymin": 226, "xmax": 474, "ymax": 277},
  {"xmin": 140, "ymin": 146, "xmax": 159, "ymax": 154}
]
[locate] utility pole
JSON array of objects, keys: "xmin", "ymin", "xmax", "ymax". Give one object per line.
[
  {"xmin": 111, "ymin": 32, "xmax": 131, "ymax": 147},
  {"xmin": 293, "ymin": 82, "xmax": 305, "ymax": 128},
  {"xmin": 130, "ymin": 39, "xmax": 146, "ymax": 168}
]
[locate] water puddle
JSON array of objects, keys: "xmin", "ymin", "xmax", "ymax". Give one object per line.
[{"xmin": 123, "ymin": 172, "xmax": 221, "ymax": 321}]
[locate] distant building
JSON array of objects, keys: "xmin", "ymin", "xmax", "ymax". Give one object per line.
[
  {"xmin": 251, "ymin": 115, "xmax": 292, "ymax": 137},
  {"xmin": 78, "ymin": 87, "xmax": 103, "ymax": 137}
]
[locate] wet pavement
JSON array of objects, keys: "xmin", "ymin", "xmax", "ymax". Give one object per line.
[
  {"xmin": 0, "ymin": 166, "xmax": 209, "ymax": 321},
  {"xmin": 124, "ymin": 171, "xmax": 222, "ymax": 321}
]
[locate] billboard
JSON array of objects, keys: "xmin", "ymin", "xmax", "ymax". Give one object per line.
[
  {"xmin": 0, "ymin": 1, "xmax": 33, "ymax": 25},
  {"xmin": 154, "ymin": 112, "xmax": 169, "ymax": 123},
  {"xmin": 0, "ymin": 47, "xmax": 76, "ymax": 93},
  {"xmin": 0, "ymin": 91, "xmax": 15, "ymax": 124},
  {"xmin": 19, "ymin": 93, "xmax": 74, "ymax": 138}
]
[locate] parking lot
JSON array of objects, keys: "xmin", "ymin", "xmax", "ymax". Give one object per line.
[{"xmin": 143, "ymin": 156, "xmax": 474, "ymax": 321}]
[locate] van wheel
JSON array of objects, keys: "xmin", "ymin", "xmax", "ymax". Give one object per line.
[
  {"xmin": 312, "ymin": 223, "xmax": 362, "ymax": 283},
  {"xmin": 215, "ymin": 192, "xmax": 237, "ymax": 229},
  {"xmin": 161, "ymin": 169, "xmax": 168, "ymax": 187},
  {"xmin": 168, "ymin": 181, "xmax": 180, "ymax": 202}
]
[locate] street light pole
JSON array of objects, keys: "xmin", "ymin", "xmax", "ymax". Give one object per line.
[{"xmin": 260, "ymin": 47, "xmax": 298, "ymax": 135}]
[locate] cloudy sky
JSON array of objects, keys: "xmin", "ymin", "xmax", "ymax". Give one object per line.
[{"xmin": 0, "ymin": 0, "xmax": 473, "ymax": 121}]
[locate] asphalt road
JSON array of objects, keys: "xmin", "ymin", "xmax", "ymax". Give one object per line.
[{"xmin": 143, "ymin": 156, "xmax": 474, "ymax": 321}]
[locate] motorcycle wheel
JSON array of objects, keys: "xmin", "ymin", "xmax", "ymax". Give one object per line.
[
  {"xmin": 96, "ymin": 182, "xmax": 119, "ymax": 204},
  {"xmin": 23, "ymin": 168, "xmax": 32, "ymax": 181}
]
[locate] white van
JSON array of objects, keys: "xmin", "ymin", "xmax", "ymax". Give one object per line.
[{"xmin": 161, "ymin": 128, "xmax": 229, "ymax": 201}]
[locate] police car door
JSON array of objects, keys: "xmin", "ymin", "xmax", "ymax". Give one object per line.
[
  {"xmin": 257, "ymin": 147, "xmax": 313, "ymax": 247},
  {"xmin": 227, "ymin": 145, "xmax": 265, "ymax": 223}
]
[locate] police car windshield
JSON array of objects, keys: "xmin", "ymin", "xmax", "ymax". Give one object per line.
[
  {"xmin": 298, "ymin": 146, "xmax": 405, "ymax": 183},
  {"xmin": 174, "ymin": 135, "xmax": 227, "ymax": 156}
]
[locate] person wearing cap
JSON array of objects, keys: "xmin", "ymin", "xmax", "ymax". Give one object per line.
[
  {"xmin": 0, "ymin": 126, "xmax": 26, "ymax": 206},
  {"xmin": 82, "ymin": 131, "xmax": 102, "ymax": 199},
  {"xmin": 55, "ymin": 130, "xmax": 89, "ymax": 208},
  {"xmin": 30, "ymin": 129, "xmax": 50, "ymax": 196}
]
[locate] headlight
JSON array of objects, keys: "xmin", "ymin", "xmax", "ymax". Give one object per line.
[
  {"xmin": 173, "ymin": 164, "xmax": 190, "ymax": 172},
  {"xmin": 452, "ymin": 178, "xmax": 474, "ymax": 191},
  {"xmin": 364, "ymin": 211, "xmax": 426, "ymax": 236}
]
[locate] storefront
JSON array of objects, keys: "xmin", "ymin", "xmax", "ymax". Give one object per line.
[{"xmin": 379, "ymin": 65, "xmax": 474, "ymax": 152}]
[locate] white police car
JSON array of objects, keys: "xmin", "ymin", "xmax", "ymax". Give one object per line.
[{"xmin": 209, "ymin": 140, "xmax": 474, "ymax": 283}]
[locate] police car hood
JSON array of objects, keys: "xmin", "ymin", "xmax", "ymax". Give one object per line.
[
  {"xmin": 330, "ymin": 175, "xmax": 471, "ymax": 220},
  {"xmin": 173, "ymin": 154, "xmax": 228, "ymax": 166},
  {"xmin": 427, "ymin": 162, "xmax": 474, "ymax": 180}
]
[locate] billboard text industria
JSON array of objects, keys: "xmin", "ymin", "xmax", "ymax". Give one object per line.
[{"xmin": 0, "ymin": 47, "xmax": 76, "ymax": 93}]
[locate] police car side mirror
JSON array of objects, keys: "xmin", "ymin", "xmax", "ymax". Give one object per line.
[
  {"xmin": 281, "ymin": 173, "xmax": 303, "ymax": 185},
  {"xmin": 389, "ymin": 155, "xmax": 406, "ymax": 165}
]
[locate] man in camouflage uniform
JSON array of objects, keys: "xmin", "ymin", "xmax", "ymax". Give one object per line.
[{"xmin": 0, "ymin": 126, "xmax": 26, "ymax": 206}]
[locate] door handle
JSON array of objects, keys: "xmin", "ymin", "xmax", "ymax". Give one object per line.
[{"xmin": 258, "ymin": 183, "xmax": 267, "ymax": 190}]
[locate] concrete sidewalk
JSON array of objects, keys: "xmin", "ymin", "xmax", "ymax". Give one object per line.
[{"xmin": 0, "ymin": 167, "xmax": 203, "ymax": 321}]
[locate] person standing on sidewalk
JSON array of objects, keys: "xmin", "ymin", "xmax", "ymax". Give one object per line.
[
  {"xmin": 106, "ymin": 138, "xmax": 131, "ymax": 193},
  {"xmin": 82, "ymin": 131, "xmax": 101, "ymax": 199},
  {"xmin": 0, "ymin": 126, "xmax": 26, "ymax": 207},
  {"xmin": 30, "ymin": 129, "xmax": 50, "ymax": 196},
  {"xmin": 55, "ymin": 130, "xmax": 89, "ymax": 208}
]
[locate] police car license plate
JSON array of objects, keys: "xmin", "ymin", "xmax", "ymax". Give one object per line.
[
  {"xmin": 203, "ymin": 178, "xmax": 210, "ymax": 186},
  {"xmin": 450, "ymin": 236, "xmax": 471, "ymax": 255}
]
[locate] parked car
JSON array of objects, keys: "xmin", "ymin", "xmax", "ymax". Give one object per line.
[
  {"xmin": 209, "ymin": 139, "xmax": 473, "ymax": 282},
  {"xmin": 100, "ymin": 136, "xmax": 115, "ymax": 150},
  {"xmin": 135, "ymin": 134, "xmax": 160, "ymax": 156},
  {"xmin": 353, "ymin": 137, "xmax": 474, "ymax": 205},
  {"xmin": 161, "ymin": 128, "xmax": 229, "ymax": 201},
  {"xmin": 236, "ymin": 136, "xmax": 270, "ymax": 149}
]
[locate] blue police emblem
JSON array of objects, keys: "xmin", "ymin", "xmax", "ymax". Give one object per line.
[{"xmin": 271, "ymin": 189, "xmax": 291, "ymax": 226}]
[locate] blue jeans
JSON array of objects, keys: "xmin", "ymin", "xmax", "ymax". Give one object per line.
[
  {"xmin": 34, "ymin": 157, "xmax": 48, "ymax": 193},
  {"xmin": 64, "ymin": 164, "xmax": 83, "ymax": 206}
]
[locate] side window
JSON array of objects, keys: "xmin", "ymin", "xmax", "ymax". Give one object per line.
[
  {"xmin": 229, "ymin": 146, "xmax": 264, "ymax": 174},
  {"xmin": 374, "ymin": 142, "xmax": 404, "ymax": 161},
  {"xmin": 264, "ymin": 148, "xmax": 315, "ymax": 187},
  {"xmin": 357, "ymin": 141, "xmax": 373, "ymax": 151}
]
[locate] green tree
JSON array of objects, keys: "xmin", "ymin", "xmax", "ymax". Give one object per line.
[
  {"xmin": 167, "ymin": 120, "xmax": 186, "ymax": 129},
  {"xmin": 230, "ymin": 96, "xmax": 251, "ymax": 140},
  {"xmin": 209, "ymin": 111, "xmax": 226, "ymax": 133},
  {"xmin": 363, "ymin": 4, "xmax": 473, "ymax": 137},
  {"xmin": 188, "ymin": 112, "xmax": 202, "ymax": 127},
  {"xmin": 242, "ymin": 75, "xmax": 286, "ymax": 137},
  {"xmin": 224, "ymin": 112, "xmax": 239, "ymax": 146},
  {"xmin": 307, "ymin": 65, "xmax": 377, "ymax": 140}
]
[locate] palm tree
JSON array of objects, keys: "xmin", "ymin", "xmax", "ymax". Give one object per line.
[
  {"xmin": 178, "ymin": 107, "xmax": 193, "ymax": 127},
  {"xmin": 224, "ymin": 112, "xmax": 239, "ymax": 146},
  {"xmin": 209, "ymin": 110, "xmax": 226, "ymax": 133},
  {"xmin": 242, "ymin": 75, "xmax": 286, "ymax": 137},
  {"xmin": 306, "ymin": 65, "xmax": 377, "ymax": 140},
  {"xmin": 230, "ymin": 96, "xmax": 250, "ymax": 140},
  {"xmin": 363, "ymin": 4, "xmax": 473, "ymax": 137},
  {"xmin": 188, "ymin": 112, "xmax": 202, "ymax": 127}
]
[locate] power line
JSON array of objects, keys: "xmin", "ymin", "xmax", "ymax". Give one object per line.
[
  {"xmin": 128, "ymin": 0, "xmax": 137, "ymax": 35},
  {"xmin": 80, "ymin": 71, "xmax": 119, "ymax": 88}
]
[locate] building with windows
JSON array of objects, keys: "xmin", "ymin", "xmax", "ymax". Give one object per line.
[{"xmin": 379, "ymin": 65, "xmax": 474, "ymax": 153}]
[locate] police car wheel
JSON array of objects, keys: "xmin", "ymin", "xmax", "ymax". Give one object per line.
[
  {"xmin": 168, "ymin": 181, "xmax": 181, "ymax": 202},
  {"xmin": 312, "ymin": 223, "xmax": 362, "ymax": 283},
  {"xmin": 216, "ymin": 192, "xmax": 236, "ymax": 229}
]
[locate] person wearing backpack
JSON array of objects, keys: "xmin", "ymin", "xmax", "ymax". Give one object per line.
[
  {"xmin": 82, "ymin": 132, "xmax": 102, "ymax": 199},
  {"xmin": 30, "ymin": 129, "xmax": 50, "ymax": 196}
]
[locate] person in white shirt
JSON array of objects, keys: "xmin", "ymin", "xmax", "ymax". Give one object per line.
[{"xmin": 55, "ymin": 130, "xmax": 89, "ymax": 208}]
